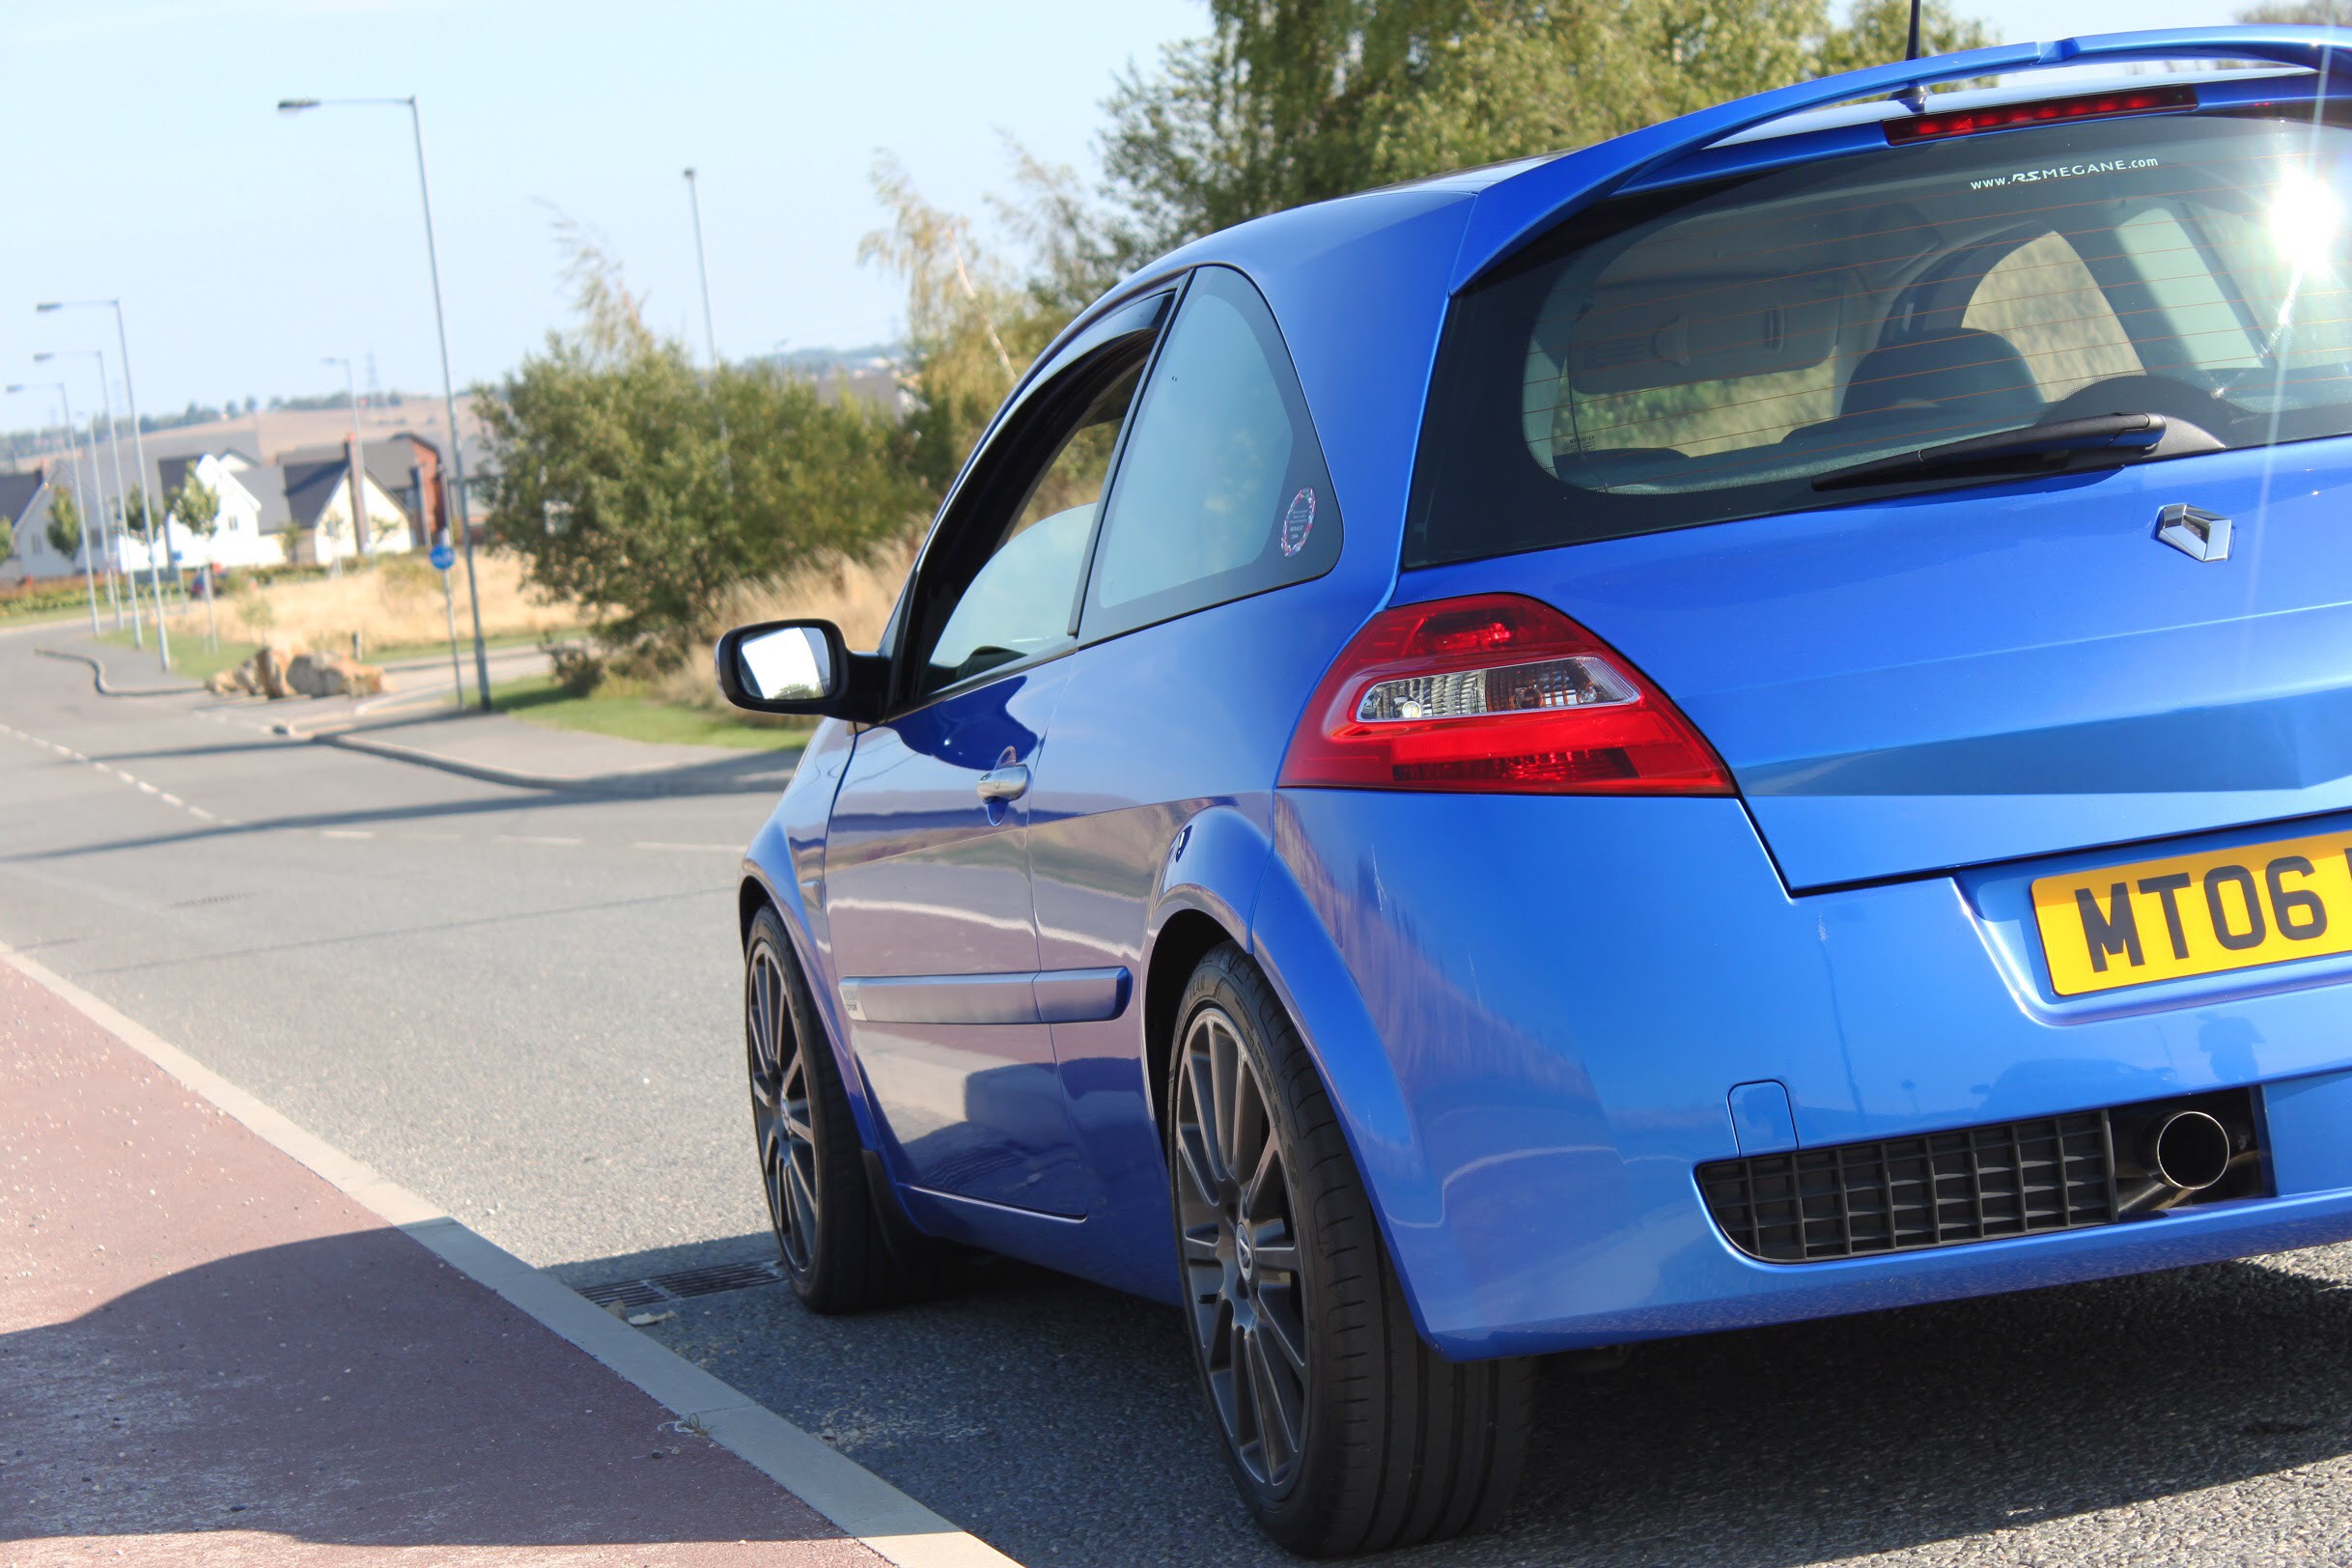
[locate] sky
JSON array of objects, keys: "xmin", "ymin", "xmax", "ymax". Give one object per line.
[{"xmin": 0, "ymin": 0, "xmax": 2281, "ymax": 425}]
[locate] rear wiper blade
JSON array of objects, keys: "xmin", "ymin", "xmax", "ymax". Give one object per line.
[{"xmin": 1810, "ymin": 412, "xmax": 2223, "ymax": 492}]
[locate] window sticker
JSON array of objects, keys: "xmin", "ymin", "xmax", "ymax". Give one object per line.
[
  {"xmin": 1968, "ymin": 156, "xmax": 2158, "ymax": 191},
  {"xmin": 1279, "ymin": 487, "xmax": 1316, "ymax": 557}
]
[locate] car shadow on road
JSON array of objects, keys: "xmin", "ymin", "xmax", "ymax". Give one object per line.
[
  {"xmin": 0, "ymin": 1230, "xmax": 847, "ymax": 1551},
  {"xmin": 626, "ymin": 1236, "xmax": 2352, "ymax": 1568}
]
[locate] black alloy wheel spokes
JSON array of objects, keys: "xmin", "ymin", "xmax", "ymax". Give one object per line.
[
  {"xmin": 746, "ymin": 943, "xmax": 819, "ymax": 1274},
  {"xmin": 1175, "ymin": 1004, "xmax": 1308, "ymax": 1490}
]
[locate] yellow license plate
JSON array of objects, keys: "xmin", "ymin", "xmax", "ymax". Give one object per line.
[{"xmin": 2033, "ymin": 827, "xmax": 2352, "ymax": 995}]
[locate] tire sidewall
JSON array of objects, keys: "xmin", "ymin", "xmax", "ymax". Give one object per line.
[
  {"xmin": 746, "ymin": 907, "xmax": 834, "ymax": 1302},
  {"xmin": 1168, "ymin": 947, "xmax": 1369, "ymax": 1540}
]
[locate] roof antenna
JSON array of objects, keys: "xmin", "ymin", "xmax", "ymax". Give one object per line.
[{"xmin": 1892, "ymin": 0, "xmax": 1930, "ymax": 113}]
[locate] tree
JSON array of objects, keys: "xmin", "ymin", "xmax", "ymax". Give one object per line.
[
  {"xmin": 119, "ymin": 487, "xmax": 154, "ymax": 543},
  {"xmin": 1099, "ymin": 0, "xmax": 1992, "ymax": 263},
  {"xmin": 2236, "ymin": 1, "xmax": 2352, "ymax": 18},
  {"xmin": 173, "ymin": 474, "xmax": 220, "ymax": 542},
  {"xmin": 0, "ymin": 513, "xmax": 14, "ymax": 567},
  {"xmin": 478, "ymin": 235, "xmax": 928, "ymax": 670},
  {"xmin": 45, "ymin": 484, "xmax": 82, "ymax": 563}
]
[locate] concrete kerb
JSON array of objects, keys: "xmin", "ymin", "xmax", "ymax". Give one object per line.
[
  {"xmin": 40, "ymin": 641, "xmax": 798, "ymax": 798},
  {"xmin": 33, "ymin": 644, "xmax": 206, "ymax": 698},
  {"xmin": 0, "ymin": 938, "xmax": 1022, "ymax": 1568}
]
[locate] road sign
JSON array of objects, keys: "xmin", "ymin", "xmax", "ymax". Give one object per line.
[{"xmin": 430, "ymin": 541, "xmax": 456, "ymax": 572}]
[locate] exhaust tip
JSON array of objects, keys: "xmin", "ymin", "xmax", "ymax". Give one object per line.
[{"xmin": 2147, "ymin": 1109, "xmax": 2234, "ymax": 1192}]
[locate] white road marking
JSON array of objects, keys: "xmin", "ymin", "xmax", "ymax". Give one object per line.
[
  {"xmin": 506, "ymin": 835, "xmax": 584, "ymax": 846},
  {"xmin": 0, "ymin": 723, "xmax": 225, "ymax": 827},
  {"xmin": 320, "ymin": 829, "xmax": 376, "ymax": 840}
]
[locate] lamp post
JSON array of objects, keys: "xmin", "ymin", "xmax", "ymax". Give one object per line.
[
  {"xmin": 6, "ymin": 382, "xmax": 101, "ymax": 634},
  {"xmin": 684, "ymin": 166, "xmax": 720, "ymax": 368},
  {"xmin": 35, "ymin": 347, "xmax": 127, "ymax": 632},
  {"xmin": 39, "ymin": 299, "xmax": 171, "ymax": 670},
  {"xmin": 321, "ymin": 354, "xmax": 374, "ymax": 558},
  {"xmin": 278, "ymin": 95, "xmax": 490, "ymax": 711}
]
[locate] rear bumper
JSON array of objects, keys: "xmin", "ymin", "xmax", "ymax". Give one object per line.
[{"xmin": 1259, "ymin": 790, "xmax": 2352, "ymax": 1358}]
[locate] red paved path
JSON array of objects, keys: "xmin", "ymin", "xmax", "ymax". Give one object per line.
[{"xmin": 0, "ymin": 960, "xmax": 882, "ymax": 1566}]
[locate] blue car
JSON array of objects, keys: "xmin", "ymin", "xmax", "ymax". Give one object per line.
[{"xmin": 720, "ymin": 27, "xmax": 2352, "ymax": 1554}]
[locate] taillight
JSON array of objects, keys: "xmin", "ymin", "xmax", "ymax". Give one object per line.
[
  {"xmin": 1278, "ymin": 594, "xmax": 1734, "ymax": 796},
  {"xmin": 1884, "ymin": 84, "xmax": 2195, "ymax": 145}
]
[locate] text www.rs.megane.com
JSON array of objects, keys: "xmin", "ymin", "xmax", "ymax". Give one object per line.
[{"xmin": 1970, "ymin": 156, "xmax": 2160, "ymax": 190}]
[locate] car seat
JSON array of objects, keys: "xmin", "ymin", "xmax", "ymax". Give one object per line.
[{"xmin": 1839, "ymin": 329, "xmax": 2045, "ymax": 425}]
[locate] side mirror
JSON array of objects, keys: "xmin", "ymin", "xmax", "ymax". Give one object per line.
[{"xmin": 714, "ymin": 619, "xmax": 882, "ymax": 720}]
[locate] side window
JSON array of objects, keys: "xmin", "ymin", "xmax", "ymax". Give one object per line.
[
  {"xmin": 910, "ymin": 353, "xmax": 1147, "ymax": 699},
  {"xmin": 1081, "ymin": 266, "xmax": 1340, "ymax": 640}
]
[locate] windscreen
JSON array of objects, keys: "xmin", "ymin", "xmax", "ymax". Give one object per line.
[{"xmin": 1406, "ymin": 104, "xmax": 2352, "ymax": 568}]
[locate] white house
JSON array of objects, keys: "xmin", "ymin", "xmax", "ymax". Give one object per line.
[
  {"xmin": 265, "ymin": 445, "xmax": 416, "ymax": 566},
  {"xmin": 151, "ymin": 453, "xmax": 283, "ymax": 573}
]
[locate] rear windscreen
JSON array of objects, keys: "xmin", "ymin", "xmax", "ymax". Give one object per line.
[{"xmin": 1406, "ymin": 105, "xmax": 2352, "ymax": 568}]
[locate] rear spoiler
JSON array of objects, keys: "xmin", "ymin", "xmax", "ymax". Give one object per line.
[{"xmin": 1449, "ymin": 24, "xmax": 2352, "ymax": 293}]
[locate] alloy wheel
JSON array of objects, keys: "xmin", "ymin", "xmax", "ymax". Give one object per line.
[
  {"xmin": 1175, "ymin": 1003, "xmax": 1309, "ymax": 1490},
  {"xmin": 746, "ymin": 939, "xmax": 819, "ymax": 1275}
]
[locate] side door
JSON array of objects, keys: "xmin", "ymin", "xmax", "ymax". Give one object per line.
[
  {"xmin": 1022, "ymin": 266, "xmax": 1356, "ymax": 1239},
  {"xmin": 823, "ymin": 293, "xmax": 1167, "ymax": 1216}
]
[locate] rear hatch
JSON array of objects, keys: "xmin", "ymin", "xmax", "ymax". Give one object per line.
[{"xmin": 1405, "ymin": 83, "xmax": 2352, "ymax": 889}]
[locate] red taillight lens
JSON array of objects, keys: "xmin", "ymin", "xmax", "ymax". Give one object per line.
[
  {"xmin": 1884, "ymin": 84, "xmax": 2195, "ymax": 145},
  {"xmin": 1278, "ymin": 594, "xmax": 1734, "ymax": 796}
]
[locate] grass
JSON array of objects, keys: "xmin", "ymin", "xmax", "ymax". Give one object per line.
[
  {"xmin": 478, "ymin": 673, "xmax": 813, "ymax": 751},
  {"xmin": 96, "ymin": 628, "xmax": 259, "ymax": 683}
]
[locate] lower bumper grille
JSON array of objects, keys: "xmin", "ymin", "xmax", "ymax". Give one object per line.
[
  {"xmin": 1702, "ymin": 1113, "xmax": 2112, "ymax": 1263},
  {"xmin": 1697, "ymin": 1090, "xmax": 2264, "ymax": 1265}
]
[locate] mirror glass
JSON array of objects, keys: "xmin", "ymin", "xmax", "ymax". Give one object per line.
[{"xmin": 736, "ymin": 626, "xmax": 834, "ymax": 703}]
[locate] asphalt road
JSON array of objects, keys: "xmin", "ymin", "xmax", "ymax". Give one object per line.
[{"xmin": 5, "ymin": 618, "xmax": 2349, "ymax": 1568}]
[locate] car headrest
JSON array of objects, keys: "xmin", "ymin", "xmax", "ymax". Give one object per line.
[{"xmin": 1840, "ymin": 329, "xmax": 2045, "ymax": 424}]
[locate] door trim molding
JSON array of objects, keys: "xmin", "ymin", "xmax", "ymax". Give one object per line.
[{"xmin": 841, "ymin": 966, "xmax": 1132, "ymax": 1026}]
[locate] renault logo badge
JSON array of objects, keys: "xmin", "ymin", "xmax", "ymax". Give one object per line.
[{"xmin": 2156, "ymin": 503, "xmax": 2231, "ymax": 563}]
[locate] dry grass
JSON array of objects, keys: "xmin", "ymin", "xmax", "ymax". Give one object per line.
[
  {"xmin": 231, "ymin": 552, "xmax": 587, "ymax": 656},
  {"xmin": 649, "ymin": 535, "xmax": 916, "ymax": 714}
]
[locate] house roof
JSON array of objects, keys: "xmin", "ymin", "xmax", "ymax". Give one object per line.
[
  {"xmin": 278, "ymin": 439, "xmax": 429, "ymax": 504},
  {"xmin": 0, "ymin": 469, "xmax": 44, "ymax": 529},
  {"xmin": 240, "ymin": 462, "xmax": 293, "ymax": 534},
  {"xmin": 281, "ymin": 460, "xmax": 350, "ymax": 532}
]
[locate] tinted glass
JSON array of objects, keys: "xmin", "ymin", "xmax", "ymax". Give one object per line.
[
  {"xmin": 1083, "ymin": 266, "xmax": 1339, "ymax": 637},
  {"xmin": 1408, "ymin": 106, "xmax": 2352, "ymax": 567},
  {"xmin": 918, "ymin": 361, "xmax": 1143, "ymax": 695}
]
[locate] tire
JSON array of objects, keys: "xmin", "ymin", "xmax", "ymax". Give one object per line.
[
  {"xmin": 743, "ymin": 904, "xmax": 943, "ymax": 1313},
  {"xmin": 1168, "ymin": 943, "xmax": 1533, "ymax": 1556}
]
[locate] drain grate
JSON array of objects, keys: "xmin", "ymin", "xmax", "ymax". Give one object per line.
[
  {"xmin": 171, "ymin": 892, "xmax": 254, "ymax": 909},
  {"xmin": 578, "ymin": 1258, "xmax": 785, "ymax": 1311}
]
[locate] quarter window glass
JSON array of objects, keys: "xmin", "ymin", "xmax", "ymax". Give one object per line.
[
  {"xmin": 1083, "ymin": 266, "xmax": 1340, "ymax": 636},
  {"xmin": 918, "ymin": 361, "xmax": 1143, "ymax": 696}
]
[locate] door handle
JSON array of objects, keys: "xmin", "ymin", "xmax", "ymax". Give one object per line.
[{"xmin": 976, "ymin": 764, "xmax": 1030, "ymax": 803}]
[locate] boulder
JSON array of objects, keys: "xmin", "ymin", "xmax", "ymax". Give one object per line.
[
  {"xmin": 284, "ymin": 652, "xmax": 389, "ymax": 698},
  {"xmin": 206, "ymin": 669, "xmax": 241, "ymax": 696},
  {"xmin": 328, "ymin": 658, "xmax": 388, "ymax": 697},
  {"xmin": 253, "ymin": 645, "xmax": 294, "ymax": 700}
]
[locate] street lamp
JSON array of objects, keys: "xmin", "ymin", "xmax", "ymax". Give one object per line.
[
  {"xmin": 5, "ymin": 381, "xmax": 101, "ymax": 634},
  {"xmin": 37, "ymin": 300, "xmax": 171, "ymax": 670},
  {"xmin": 320, "ymin": 354, "xmax": 375, "ymax": 557},
  {"xmin": 684, "ymin": 167, "xmax": 720, "ymax": 368},
  {"xmin": 34, "ymin": 345, "xmax": 130, "ymax": 634},
  {"xmin": 278, "ymin": 95, "xmax": 490, "ymax": 711}
]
